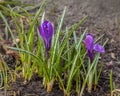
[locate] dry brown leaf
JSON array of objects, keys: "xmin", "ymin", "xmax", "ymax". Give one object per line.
[
  {"xmin": 0, "ymin": 0, "xmax": 4, "ymax": 3},
  {"xmin": 0, "ymin": 40, "xmax": 20, "ymax": 59},
  {"xmin": 105, "ymin": 61, "xmax": 114, "ymax": 68},
  {"xmin": 110, "ymin": 38, "xmax": 116, "ymax": 43},
  {"xmin": 111, "ymin": 52, "xmax": 116, "ymax": 59}
]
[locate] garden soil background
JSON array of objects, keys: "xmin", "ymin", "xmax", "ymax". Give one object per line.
[{"xmin": 0, "ymin": 0, "xmax": 120, "ymax": 96}]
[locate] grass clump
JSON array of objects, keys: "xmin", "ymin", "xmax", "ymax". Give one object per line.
[{"xmin": 0, "ymin": 1, "xmax": 107, "ymax": 96}]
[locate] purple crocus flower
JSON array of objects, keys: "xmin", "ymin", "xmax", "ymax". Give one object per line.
[
  {"xmin": 39, "ymin": 20, "xmax": 54, "ymax": 58},
  {"xmin": 85, "ymin": 34, "xmax": 105, "ymax": 63}
]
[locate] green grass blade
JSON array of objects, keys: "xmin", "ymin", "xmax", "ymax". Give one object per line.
[
  {"xmin": 66, "ymin": 29, "xmax": 86, "ymax": 93},
  {"xmin": 27, "ymin": 0, "xmax": 46, "ymax": 37},
  {"xmin": 50, "ymin": 7, "xmax": 66, "ymax": 79},
  {"xmin": 7, "ymin": 46, "xmax": 39, "ymax": 60},
  {"xmin": 110, "ymin": 70, "xmax": 113, "ymax": 93},
  {"xmin": 0, "ymin": 12, "xmax": 18, "ymax": 47}
]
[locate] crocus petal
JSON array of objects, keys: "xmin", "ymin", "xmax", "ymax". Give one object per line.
[
  {"xmin": 47, "ymin": 22, "xmax": 54, "ymax": 38},
  {"xmin": 44, "ymin": 38, "xmax": 52, "ymax": 51},
  {"xmin": 85, "ymin": 34, "xmax": 94, "ymax": 51},
  {"xmin": 39, "ymin": 20, "xmax": 54, "ymax": 51},
  {"xmin": 93, "ymin": 44, "xmax": 105, "ymax": 53},
  {"xmin": 40, "ymin": 24, "xmax": 46, "ymax": 39}
]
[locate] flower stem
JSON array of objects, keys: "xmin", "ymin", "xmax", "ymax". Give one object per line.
[{"xmin": 46, "ymin": 50, "xmax": 50, "ymax": 60}]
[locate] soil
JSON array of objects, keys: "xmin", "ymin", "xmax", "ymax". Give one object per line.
[{"xmin": 0, "ymin": 0, "xmax": 120, "ymax": 96}]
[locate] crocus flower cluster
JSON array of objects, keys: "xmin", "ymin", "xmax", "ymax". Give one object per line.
[
  {"xmin": 85, "ymin": 34, "xmax": 105, "ymax": 63},
  {"xmin": 39, "ymin": 20, "xmax": 54, "ymax": 58}
]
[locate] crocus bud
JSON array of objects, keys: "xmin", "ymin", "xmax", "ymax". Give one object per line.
[{"xmin": 39, "ymin": 20, "xmax": 54, "ymax": 51}]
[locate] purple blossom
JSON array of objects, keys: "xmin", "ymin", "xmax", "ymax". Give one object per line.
[
  {"xmin": 85, "ymin": 34, "xmax": 105, "ymax": 63},
  {"xmin": 39, "ymin": 20, "xmax": 54, "ymax": 58}
]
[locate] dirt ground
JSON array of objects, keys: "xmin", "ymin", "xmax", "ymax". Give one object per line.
[{"xmin": 0, "ymin": 0, "xmax": 120, "ymax": 96}]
